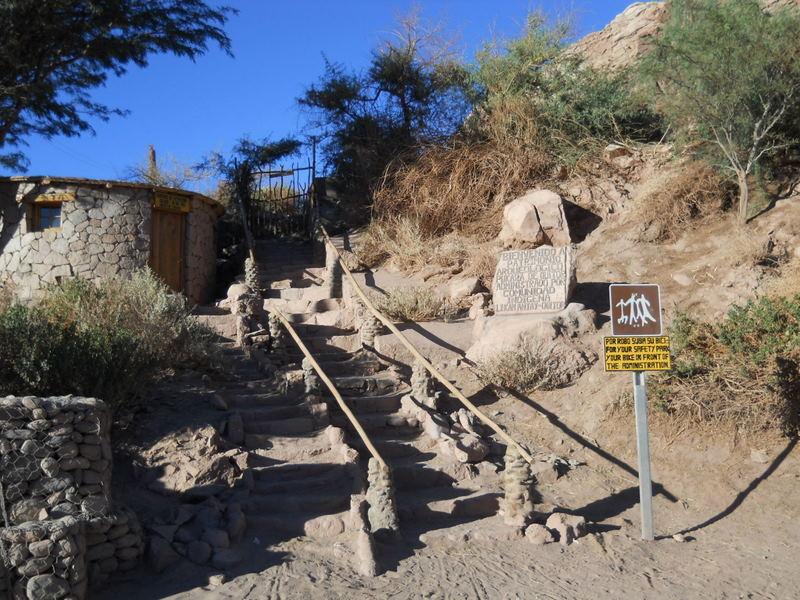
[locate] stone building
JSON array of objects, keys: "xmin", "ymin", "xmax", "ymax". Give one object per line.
[{"xmin": 0, "ymin": 176, "xmax": 224, "ymax": 304}]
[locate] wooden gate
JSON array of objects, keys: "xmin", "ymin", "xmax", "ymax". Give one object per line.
[{"xmin": 149, "ymin": 208, "xmax": 185, "ymax": 292}]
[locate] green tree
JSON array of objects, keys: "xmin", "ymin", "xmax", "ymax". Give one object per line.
[
  {"xmin": 0, "ymin": 0, "xmax": 233, "ymax": 170},
  {"xmin": 299, "ymin": 14, "xmax": 471, "ymax": 201},
  {"xmin": 641, "ymin": 0, "xmax": 800, "ymax": 223}
]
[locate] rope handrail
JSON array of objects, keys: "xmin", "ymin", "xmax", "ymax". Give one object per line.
[
  {"xmin": 268, "ymin": 305, "xmax": 388, "ymax": 470},
  {"xmin": 317, "ymin": 225, "xmax": 535, "ymax": 465}
]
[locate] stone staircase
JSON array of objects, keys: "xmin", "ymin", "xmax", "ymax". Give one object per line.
[
  {"xmin": 252, "ymin": 240, "xmax": 502, "ymax": 534},
  {"xmin": 198, "ymin": 238, "xmax": 504, "ymax": 573}
]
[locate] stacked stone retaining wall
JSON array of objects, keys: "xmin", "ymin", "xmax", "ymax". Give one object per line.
[{"xmin": 0, "ymin": 396, "xmax": 143, "ymax": 598}]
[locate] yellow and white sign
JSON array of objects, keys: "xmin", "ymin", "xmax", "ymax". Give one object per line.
[
  {"xmin": 153, "ymin": 191, "xmax": 191, "ymax": 213},
  {"xmin": 34, "ymin": 193, "xmax": 75, "ymax": 203},
  {"xmin": 604, "ymin": 336, "xmax": 672, "ymax": 372}
]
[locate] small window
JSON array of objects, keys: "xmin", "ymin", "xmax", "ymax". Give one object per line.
[{"xmin": 33, "ymin": 203, "xmax": 62, "ymax": 231}]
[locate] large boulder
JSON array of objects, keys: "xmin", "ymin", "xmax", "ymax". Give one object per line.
[
  {"xmin": 498, "ymin": 190, "xmax": 571, "ymax": 249},
  {"xmin": 467, "ymin": 303, "xmax": 597, "ymax": 389}
]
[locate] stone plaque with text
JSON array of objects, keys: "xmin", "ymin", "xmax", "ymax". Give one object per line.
[{"xmin": 492, "ymin": 246, "xmax": 575, "ymax": 314}]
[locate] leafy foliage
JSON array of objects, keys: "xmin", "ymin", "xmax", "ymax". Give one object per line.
[
  {"xmin": 300, "ymin": 15, "xmax": 472, "ymax": 201},
  {"xmin": 0, "ymin": 271, "xmax": 218, "ymax": 408},
  {"xmin": 0, "ymin": 0, "xmax": 233, "ymax": 170},
  {"xmin": 640, "ymin": 0, "xmax": 800, "ymax": 222}
]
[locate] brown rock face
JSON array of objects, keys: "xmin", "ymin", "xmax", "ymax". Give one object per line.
[{"xmin": 570, "ymin": 0, "xmax": 796, "ymax": 72}]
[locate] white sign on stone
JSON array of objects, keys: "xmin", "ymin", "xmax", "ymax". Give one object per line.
[{"xmin": 492, "ymin": 246, "xmax": 576, "ymax": 314}]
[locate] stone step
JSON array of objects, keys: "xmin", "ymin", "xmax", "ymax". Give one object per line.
[
  {"xmin": 244, "ymin": 490, "xmax": 351, "ymax": 514},
  {"xmin": 243, "ymin": 414, "xmax": 327, "ymax": 436},
  {"xmin": 245, "ymin": 427, "xmax": 342, "ymax": 464},
  {"xmin": 328, "ymin": 374, "xmax": 404, "ymax": 397},
  {"xmin": 332, "ymin": 391, "xmax": 405, "ymax": 414},
  {"xmin": 251, "ymin": 469, "xmax": 352, "ymax": 495},
  {"xmin": 236, "ymin": 403, "xmax": 327, "ymax": 422},
  {"xmin": 331, "ymin": 413, "xmax": 419, "ymax": 438},
  {"xmin": 396, "ymin": 488, "xmax": 501, "ymax": 522},
  {"xmin": 349, "ymin": 438, "xmax": 421, "ymax": 459},
  {"xmin": 392, "ymin": 464, "xmax": 456, "ymax": 491},
  {"xmin": 246, "ymin": 512, "xmax": 349, "ymax": 540},
  {"xmin": 266, "ymin": 288, "xmax": 305, "ymax": 301},
  {"xmin": 251, "ymin": 462, "xmax": 350, "ymax": 483},
  {"xmin": 224, "ymin": 393, "xmax": 305, "ymax": 410}
]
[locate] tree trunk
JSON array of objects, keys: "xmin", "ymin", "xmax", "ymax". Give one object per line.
[{"xmin": 737, "ymin": 170, "xmax": 749, "ymax": 224}]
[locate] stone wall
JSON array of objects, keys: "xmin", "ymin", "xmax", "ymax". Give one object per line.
[
  {"xmin": 0, "ymin": 181, "xmax": 151, "ymax": 302},
  {"xmin": 0, "ymin": 396, "xmax": 144, "ymax": 597},
  {"xmin": 0, "ymin": 179, "xmax": 221, "ymax": 304},
  {"xmin": 0, "ymin": 516, "xmax": 86, "ymax": 600},
  {"xmin": 185, "ymin": 197, "xmax": 218, "ymax": 305},
  {"xmin": 0, "ymin": 396, "xmax": 112, "ymax": 524}
]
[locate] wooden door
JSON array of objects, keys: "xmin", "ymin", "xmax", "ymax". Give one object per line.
[{"xmin": 149, "ymin": 209, "xmax": 185, "ymax": 292}]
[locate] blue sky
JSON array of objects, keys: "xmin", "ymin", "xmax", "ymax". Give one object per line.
[{"xmin": 10, "ymin": 1, "xmax": 635, "ymax": 189}]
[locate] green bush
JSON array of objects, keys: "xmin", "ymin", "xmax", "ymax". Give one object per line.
[
  {"xmin": 0, "ymin": 270, "xmax": 218, "ymax": 409},
  {"xmin": 654, "ymin": 295, "xmax": 800, "ymax": 435}
]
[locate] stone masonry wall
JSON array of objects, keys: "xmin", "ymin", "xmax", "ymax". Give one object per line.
[
  {"xmin": 185, "ymin": 196, "xmax": 217, "ymax": 305},
  {"xmin": 0, "ymin": 181, "xmax": 151, "ymax": 302},
  {"xmin": 0, "ymin": 179, "xmax": 221, "ymax": 304},
  {"xmin": 0, "ymin": 396, "xmax": 144, "ymax": 597}
]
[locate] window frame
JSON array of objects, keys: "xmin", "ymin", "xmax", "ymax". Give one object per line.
[{"xmin": 32, "ymin": 202, "xmax": 63, "ymax": 232}]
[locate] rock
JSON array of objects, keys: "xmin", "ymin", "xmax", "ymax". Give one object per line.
[
  {"xmin": 447, "ymin": 277, "xmax": 482, "ymax": 302},
  {"xmin": 750, "ymin": 449, "xmax": 770, "ymax": 464},
  {"xmin": 546, "ymin": 512, "xmax": 587, "ymax": 546},
  {"xmin": 423, "ymin": 412, "xmax": 450, "ymax": 441},
  {"xmin": 467, "ymin": 307, "xmax": 597, "ymax": 388},
  {"xmin": 226, "ymin": 412, "xmax": 244, "ymax": 445},
  {"xmin": 672, "ymin": 533, "xmax": 687, "ymax": 543},
  {"xmin": 40, "ymin": 457, "xmax": 60, "ymax": 477},
  {"xmin": 201, "ymin": 528, "xmax": 230, "ymax": 549},
  {"xmin": 498, "ymin": 190, "xmax": 571, "ymax": 248},
  {"xmin": 226, "ymin": 510, "xmax": 247, "ymax": 542},
  {"xmin": 452, "ymin": 433, "xmax": 490, "ymax": 464},
  {"xmin": 209, "ymin": 574, "xmax": 226, "ymax": 586},
  {"xmin": 531, "ymin": 461, "xmax": 560, "ymax": 484},
  {"xmin": 603, "ymin": 143, "xmax": 631, "ymax": 161},
  {"xmin": 10, "ymin": 498, "xmax": 48, "ymax": 524},
  {"xmin": 304, "ymin": 515, "xmax": 346, "ymax": 539},
  {"xmin": 187, "ymin": 540, "xmax": 212, "ymax": 564},
  {"xmin": 210, "ymin": 394, "xmax": 228, "ymax": 411},
  {"xmin": 211, "ymin": 548, "xmax": 241, "ymax": 570},
  {"xmin": 148, "ymin": 536, "xmax": 180, "ymax": 573},
  {"xmin": 86, "ymin": 542, "xmax": 116, "ymax": 561},
  {"xmin": 26, "ymin": 574, "xmax": 70, "ymax": 600},
  {"xmin": 525, "ymin": 523, "xmax": 555, "ymax": 545},
  {"xmin": 28, "ymin": 539, "xmax": 54, "ymax": 558}
]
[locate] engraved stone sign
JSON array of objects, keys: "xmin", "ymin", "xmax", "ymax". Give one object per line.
[{"xmin": 492, "ymin": 246, "xmax": 576, "ymax": 314}]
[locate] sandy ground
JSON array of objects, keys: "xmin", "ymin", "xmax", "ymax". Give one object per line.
[{"xmin": 98, "ymin": 187, "xmax": 800, "ymax": 598}]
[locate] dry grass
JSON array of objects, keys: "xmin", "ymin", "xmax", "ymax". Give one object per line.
[
  {"xmin": 477, "ymin": 346, "xmax": 564, "ymax": 393},
  {"xmin": 357, "ymin": 217, "xmax": 502, "ymax": 286},
  {"xmin": 373, "ymin": 98, "xmax": 555, "ymax": 240},
  {"xmin": 765, "ymin": 256, "xmax": 800, "ymax": 298},
  {"xmin": 371, "ymin": 285, "xmax": 457, "ymax": 322},
  {"xmin": 636, "ymin": 160, "xmax": 732, "ymax": 242}
]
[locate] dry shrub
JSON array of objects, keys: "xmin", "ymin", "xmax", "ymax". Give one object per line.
[
  {"xmin": 0, "ymin": 282, "xmax": 15, "ymax": 314},
  {"xmin": 371, "ymin": 286, "xmax": 456, "ymax": 322},
  {"xmin": 357, "ymin": 217, "xmax": 502, "ymax": 286},
  {"xmin": 637, "ymin": 161, "xmax": 732, "ymax": 242},
  {"xmin": 373, "ymin": 98, "xmax": 554, "ymax": 240},
  {"xmin": 478, "ymin": 347, "xmax": 564, "ymax": 393},
  {"xmin": 652, "ymin": 300, "xmax": 800, "ymax": 436}
]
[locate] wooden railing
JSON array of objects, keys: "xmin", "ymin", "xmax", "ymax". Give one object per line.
[
  {"xmin": 318, "ymin": 226, "xmax": 535, "ymax": 465},
  {"xmin": 268, "ymin": 306, "xmax": 388, "ymax": 469}
]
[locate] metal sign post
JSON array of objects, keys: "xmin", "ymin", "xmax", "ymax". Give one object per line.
[
  {"xmin": 632, "ymin": 370, "xmax": 654, "ymax": 541},
  {"xmin": 605, "ymin": 283, "xmax": 671, "ymax": 542}
]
